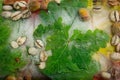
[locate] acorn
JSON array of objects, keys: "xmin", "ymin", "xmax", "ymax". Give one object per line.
[
  {"xmin": 109, "ymin": 10, "xmax": 120, "ymax": 22},
  {"xmin": 13, "ymin": 1, "xmax": 28, "ymax": 10},
  {"xmin": 3, "ymin": 0, "xmax": 15, "ymax": 5},
  {"xmin": 29, "ymin": 0, "xmax": 41, "ymax": 12},
  {"xmin": 15, "ymin": 0, "xmax": 29, "ymax": 3},
  {"xmin": 5, "ymin": 75, "xmax": 16, "ymax": 80},
  {"xmin": 111, "ymin": 22, "xmax": 120, "ymax": 36},
  {"xmin": 110, "ymin": 52, "xmax": 120, "ymax": 61},
  {"xmin": 79, "ymin": 8, "xmax": 90, "ymax": 21},
  {"xmin": 40, "ymin": 0, "xmax": 50, "ymax": 10}
]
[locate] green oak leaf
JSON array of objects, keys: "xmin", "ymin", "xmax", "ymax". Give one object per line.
[{"xmin": 34, "ymin": 18, "xmax": 109, "ymax": 80}]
